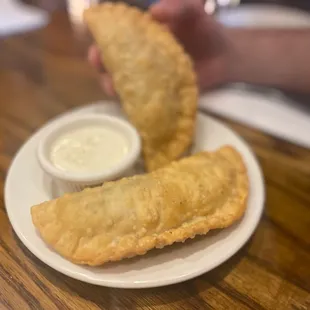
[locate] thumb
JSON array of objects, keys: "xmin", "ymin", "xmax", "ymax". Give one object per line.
[
  {"xmin": 150, "ymin": 0, "xmax": 186, "ymax": 23},
  {"xmin": 150, "ymin": 0, "xmax": 203, "ymax": 23}
]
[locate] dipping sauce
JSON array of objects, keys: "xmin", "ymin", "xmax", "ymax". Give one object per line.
[{"xmin": 50, "ymin": 125, "xmax": 129, "ymax": 173}]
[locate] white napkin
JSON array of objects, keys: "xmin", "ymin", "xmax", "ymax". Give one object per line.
[
  {"xmin": 199, "ymin": 87, "xmax": 310, "ymax": 148},
  {"xmin": 216, "ymin": 4, "xmax": 310, "ymax": 28},
  {"xmin": 0, "ymin": 0, "xmax": 49, "ymax": 36}
]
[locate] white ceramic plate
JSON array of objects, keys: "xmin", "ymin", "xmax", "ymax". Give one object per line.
[{"xmin": 5, "ymin": 102, "xmax": 265, "ymax": 288}]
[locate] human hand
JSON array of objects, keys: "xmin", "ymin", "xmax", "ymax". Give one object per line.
[{"xmin": 88, "ymin": 0, "xmax": 230, "ymax": 96}]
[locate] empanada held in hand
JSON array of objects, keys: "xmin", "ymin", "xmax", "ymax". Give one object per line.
[
  {"xmin": 84, "ymin": 3, "xmax": 198, "ymax": 171},
  {"xmin": 31, "ymin": 146, "xmax": 248, "ymax": 266}
]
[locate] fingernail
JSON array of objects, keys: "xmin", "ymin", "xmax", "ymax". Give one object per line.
[
  {"xmin": 100, "ymin": 76, "xmax": 115, "ymax": 97},
  {"xmin": 88, "ymin": 45, "xmax": 97, "ymax": 65}
]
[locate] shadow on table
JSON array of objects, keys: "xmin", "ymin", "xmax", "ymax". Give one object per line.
[{"xmin": 14, "ymin": 231, "xmax": 251, "ymax": 309}]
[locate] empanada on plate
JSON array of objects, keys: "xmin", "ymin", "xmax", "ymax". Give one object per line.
[
  {"xmin": 84, "ymin": 3, "xmax": 198, "ymax": 171},
  {"xmin": 31, "ymin": 146, "xmax": 248, "ymax": 266}
]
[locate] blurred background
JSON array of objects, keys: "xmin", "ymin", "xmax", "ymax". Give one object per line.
[
  {"xmin": 5, "ymin": 0, "xmax": 309, "ymax": 36},
  {"xmin": 1, "ymin": 0, "xmax": 310, "ymax": 148},
  {"xmin": 3, "ymin": 0, "xmax": 310, "ymax": 36},
  {"xmin": 20, "ymin": 0, "xmax": 310, "ymax": 11}
]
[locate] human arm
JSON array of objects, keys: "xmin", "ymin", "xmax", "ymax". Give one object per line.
[{"xmin": 223, "ymin": 28, "xmax": 310, "ymax": 94}]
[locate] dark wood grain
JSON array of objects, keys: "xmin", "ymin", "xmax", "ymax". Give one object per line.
[{"xmin": 0, "ymin": 9, "xmax": 309, "ymax": 310}]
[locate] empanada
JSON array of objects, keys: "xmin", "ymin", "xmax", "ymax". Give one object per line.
[
  {"xmin": 31, "ymin": 146, "xmax": 248, "ymax": 266},
  {"xmin": 84, "ymin": 3, "xmax": 198, "ymax": 171}
]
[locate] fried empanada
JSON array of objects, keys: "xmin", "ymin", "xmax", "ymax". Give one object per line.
[
  {"xmin": 31, "ymin": 146, "xmax": 248, "ymax": 266},
  {"xmin": 84, "ymin": 3, "xmax": 198, "ymax": 171}
]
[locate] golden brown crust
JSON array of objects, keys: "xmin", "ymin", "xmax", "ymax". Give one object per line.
[
  {"xmin": 31, "ymin": 146, "xmax": 248, "ymax": 266},
  {"xmin": 84, "ymin": 3, "xmax": 198, "ymax": 171}
]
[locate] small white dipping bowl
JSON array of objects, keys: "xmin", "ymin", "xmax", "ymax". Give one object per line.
[{"xmin": 37, "ymin": 114, "xmax": 141, "ymax": 192}]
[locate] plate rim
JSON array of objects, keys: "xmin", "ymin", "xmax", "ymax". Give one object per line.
[{"xmin": 4, "ymin": 106, "xmax": 265, "ymax": 288}]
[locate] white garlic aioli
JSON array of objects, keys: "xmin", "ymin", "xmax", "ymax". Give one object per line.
[{"xmin": 50, "ymin": 125, "xmax": 129, "ymax": 173}]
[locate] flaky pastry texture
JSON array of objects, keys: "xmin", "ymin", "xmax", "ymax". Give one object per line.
[
  {"xmin": 84, "ymin": 3, "xmax": 198, "ymax": 171},
  {"xmin": 31, "ymin": 146, "xmax": 249, "ymax": 266}
]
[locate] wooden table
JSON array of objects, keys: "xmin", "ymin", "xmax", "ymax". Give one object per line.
[{"xmin": 0, "ymin": 10, "xmax": 309, "ymax": 310}]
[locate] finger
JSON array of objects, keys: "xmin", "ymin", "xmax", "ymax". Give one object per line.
[
  {"xmin": 88, "ymin": 44, "xmax": 104, "ymax": 71},
  {"xmin": 150, "ymin": 0, "xmax": 203, "ymax": 23},
  {"xmin": 150, "ymin": 0, "xmax": 185, "ymax": 23},
  {"xmin": 99, "ymin": 75, "xmax": 116, "ymax": 97}
]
